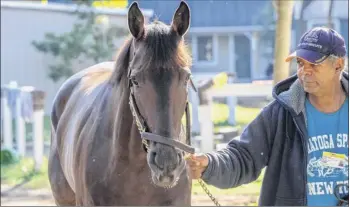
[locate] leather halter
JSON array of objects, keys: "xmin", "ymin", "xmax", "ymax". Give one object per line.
[{"xmin": 127, "ymin": 68, "xmax": 197, "ymax": 154}]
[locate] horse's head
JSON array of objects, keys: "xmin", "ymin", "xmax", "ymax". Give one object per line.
[{"xmin": 127, "ymin": 1, "xmax": 192, "ymax": 188}]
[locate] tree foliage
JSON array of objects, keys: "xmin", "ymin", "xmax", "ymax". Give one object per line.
[{"xmin": 32, "ymin": 1, "xmax": 129, "ymax": 82}]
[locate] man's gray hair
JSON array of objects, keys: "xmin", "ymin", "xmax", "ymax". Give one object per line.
[{"xmin": 328, "ymin": 54, "xmax": 348, "ymax": 72}]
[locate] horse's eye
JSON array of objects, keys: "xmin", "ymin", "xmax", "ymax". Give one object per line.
[{"xmin": 184, "ymin": 75, "xmax": 190, "ymax": 84}]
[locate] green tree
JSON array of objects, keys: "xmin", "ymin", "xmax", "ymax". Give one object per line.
[{"xmin": 32, "ymin": 2, "xmax": 128, "ymax": 82}]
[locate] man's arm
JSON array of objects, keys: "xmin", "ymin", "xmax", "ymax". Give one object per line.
[{"xmin": 201, "ymin": 105, "xmax": 275, "ymax": 189}]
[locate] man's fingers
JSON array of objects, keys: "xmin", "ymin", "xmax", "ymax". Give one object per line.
[
  {"xmin": 192, "ymin": 154, "xmax": 209, "ymax": 165},
  {"xmin": 192, "ymin": 169, "xmax": 204, "ymax": 179},
  {"xmin": 187, "ymin": 166, "xmax": 206, "ymax": 179},
  {"xmin": 185, "ymin": 153, "xmax": 209, "ymax": 180},
  {"xmin": 187, "ymin": 160, "xmax": 201, "ymax": 167},
  {"xmin": 194, "ymin": 154, "xmax": 208, "ymax": 162},
  {"xmin": 192, "ymin": 169, "xmax": 202, "ymax": 179},
  {"xmin": 186, "ymin": 154, "xmax": 208, "ymax": 167}
]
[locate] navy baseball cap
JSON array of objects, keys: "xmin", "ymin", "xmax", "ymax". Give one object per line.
[{"xmin": 286, "ymin": 27, "xmax": 347, "ymax": 64}]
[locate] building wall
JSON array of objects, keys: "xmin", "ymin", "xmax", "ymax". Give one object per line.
[
  {"xmin": 302, "ymin": 0, "xmax": 348, "ymax": 20},
  {"xmin": 1, "ymin": 1, "xmax": 152, "ymax": 114},
  {"xmin": 135, "ymin": 0, "xmax": 273, "ymax": 27},
  {"xmin": 340, "ymin": 18, "xmax": 349, "ymax": 51},
  {"xmin": 293, "ymin": 0, "xmax": 349, "ymax": 51},
  {"xmin": 187, "ymin": 30, "xmax": 278, "ymax": 82}
]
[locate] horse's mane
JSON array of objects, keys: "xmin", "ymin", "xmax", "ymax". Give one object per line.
[
  {"xmin": 109, "ymin": 21, "xmax": 192, "ymax": 86},
  {"xmin": 109, "ymin": 37, "xmax": 133, "ymax": 85}
]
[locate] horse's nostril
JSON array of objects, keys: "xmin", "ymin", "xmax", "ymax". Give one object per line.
[
  {"xmin": 151, "ymin": 151, "xmax": 164, "ymax": 170},
  {"xmin": 151, "ymin": 151, "xmax": 157, "ymax": 159}
]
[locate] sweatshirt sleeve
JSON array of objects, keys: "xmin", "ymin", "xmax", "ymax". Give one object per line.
[{"xmin": 201, "ymin": 105, "xmax": 274, "ymax": 189}]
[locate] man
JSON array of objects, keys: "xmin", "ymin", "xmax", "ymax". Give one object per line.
[{"xmin": 187, "ymin": 27, "xmax": 349, "ymax": 206}]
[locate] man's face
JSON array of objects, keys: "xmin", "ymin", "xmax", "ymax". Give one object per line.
[{"xmin": 296, "ymin": 56, "xmax": 343, "ymax": 96}]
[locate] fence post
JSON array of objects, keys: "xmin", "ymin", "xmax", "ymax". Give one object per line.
[
  {"xmin": 15, "ymin": 90, "xmax": 26, "ymax": 156},
  {"xmin": 198, "ymin": 98, "xmax": 214, "ymax": 153},
  {"xmin": 1, "ymin": 88, "xmax": 13, "ymax": 150},
  {"xmin": 31, "ymin": 90, "xmax": 46, "ymax": 171},
  {"xmin": 188, "ymin": 89, "xmax": 200, "ymax": 134},
  {"xmin": 197, "ymin": 79, "xmax": 215, "ymax": 152}
]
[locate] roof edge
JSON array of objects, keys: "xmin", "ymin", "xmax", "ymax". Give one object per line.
[{"xmin": 1, "ymin": 1, "xmax": 154, "ymax": 17}]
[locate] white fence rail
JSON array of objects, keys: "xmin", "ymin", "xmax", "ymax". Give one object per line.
[{"xmin": 196, "ymin": 77, "xmax": 273, "ymax": 152}]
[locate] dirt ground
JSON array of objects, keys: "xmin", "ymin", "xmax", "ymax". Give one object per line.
[
  {"xmin": 1, "ymin": 184, "xmax": 258, "ymax": 206},
  {"xmin": 1, "ymin": 185, "xmax": 55, "ymax": 206}
]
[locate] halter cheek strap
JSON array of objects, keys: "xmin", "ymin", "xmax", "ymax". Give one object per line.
[{"xmin": 185, "ymin": 101, "xmax": 191, "ymax": 146}]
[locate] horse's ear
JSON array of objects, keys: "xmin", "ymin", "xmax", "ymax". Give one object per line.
[
  {"xmin": 128, "ymin": 2, "xmax": 145, "ymax": 39},
  {"xmin": 171, "ymin": 1, "xmax": 190, "ymax": 36}
]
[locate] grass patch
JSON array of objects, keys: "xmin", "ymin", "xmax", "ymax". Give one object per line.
[
  {"xmin": 1, "ymin": 156, "xmax": 50, "ymax": 189},
  {"xmin": 211, "ymin": 103, "xmax": 261, "ymax": 127},
  {"xmin": 235, "ymin": 106, "xmax": 261, "ymax": 126},
  {"xmin": 212, "ymin": 104, "xmax": 261, "ymax": 133},
  {"xmin": 184, "ymin": 102, "xmax": 261, "ymax": 128},
  {"xmin": 211, "ymin": 103, "xmax": 230, "ymax": 125}
]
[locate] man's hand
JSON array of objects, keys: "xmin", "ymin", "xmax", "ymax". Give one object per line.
[{"xmin": 185, "ymin": 153, "xmax": 209, "ymax": 179}]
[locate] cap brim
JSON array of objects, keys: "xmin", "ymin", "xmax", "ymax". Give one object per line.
[{"xmin": 285, "ymin": 49, "xmax": 328, "ymax": 64}]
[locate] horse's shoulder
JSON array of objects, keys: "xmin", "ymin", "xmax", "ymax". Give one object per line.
[
  {"xmin": 51, "ymin": 62, "xmax": 115, "ymax": 123},
  {"xmin": 79, "ymin": 62, "xmax": 114, "ymax": 91}
]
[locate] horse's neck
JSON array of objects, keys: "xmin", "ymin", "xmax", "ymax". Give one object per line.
[{"xmin": 106, "ymin": 81, "xmax": 147, "ymax": 174}]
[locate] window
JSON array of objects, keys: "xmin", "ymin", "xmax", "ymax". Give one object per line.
[
  {"xmin": 197, "ymin": 36, "xmax": 214, "ymax": 62},
  {"xmin": 190, "ymin": 35, "xmax": 218, "ymax": 66}
]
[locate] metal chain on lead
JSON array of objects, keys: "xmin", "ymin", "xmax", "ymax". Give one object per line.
[
  {"xmin": 197, "ymin": 179, "xmax": 221, "ymax": 206},
  {"xmin": 181, "ymin": 122, "xmax": 221, "ymax": 206},
  {"xmin": 129, "ymin": 94, "xmax": 220, "ymax": 206}
]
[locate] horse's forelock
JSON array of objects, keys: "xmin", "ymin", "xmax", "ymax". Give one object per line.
[{"xmin": 140, "ymin": 22, "xmax": 192, "ymax": 71}]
